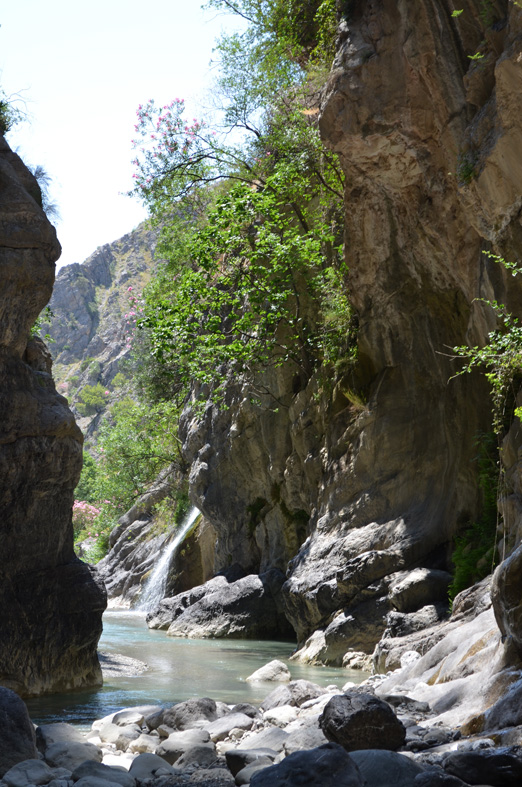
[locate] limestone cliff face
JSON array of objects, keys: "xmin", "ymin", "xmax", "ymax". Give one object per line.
[
  {"xmin": 180, "ymin": 1, "xmax": 522, "ymax": 663},
  {"xmin": 0, "ymin": 135, "xmax": 106, "ymax": 696},
  {"xmin": 44, "ymin": 223, "xmax": 159, "ymax": 440}
]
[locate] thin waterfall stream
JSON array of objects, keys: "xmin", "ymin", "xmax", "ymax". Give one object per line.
[
  {"xmin": 136, "ymin": 506, "xmax": 201, "ymax": 612},
  {"xmin": 24, "ymin": 510, "xmax": 368, "ymax": 728}
]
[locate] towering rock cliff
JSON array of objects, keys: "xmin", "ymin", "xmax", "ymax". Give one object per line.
[
  {"xmin": 0, "ymin": 135, "xmax": 106, "ymax": 696},
  {"xmin": 179, "ymin": 0, "xmax": 522, "ymax": 662}
]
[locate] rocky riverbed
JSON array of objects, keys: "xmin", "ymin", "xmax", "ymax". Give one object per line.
[{"xmin": 3, "ymin": 619, "xmax": 522, "ymax": 787}]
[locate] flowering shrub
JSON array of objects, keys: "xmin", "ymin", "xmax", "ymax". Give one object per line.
[{"xmin": 72, "ymin": 500, "xmax": 101, "ymax": 539}]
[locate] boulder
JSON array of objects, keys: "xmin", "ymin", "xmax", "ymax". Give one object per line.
[
  {"xmin": 175, "ymin": 743, "xmax": 218, "ymax": 768},
  {"xmin": 157, "ymin": 571, "xmax": 293, "ymax": 640},
  {"xmin": 230, "ymin": 703, "xmax": 260, "ymax": 719},
  {"xmin": 128, "ymin": 752, "xmax": 180, "ymax": 781},
  {"xmin": 188, "ymin": 767, "xmax": 234, "ymax": 785},
  {"xmin": 387, "ymin": 569, "xmax": 452, "ymax": 613},
  {"xmin": 205, "ymin": 712, "xmax": 253, "ymax": 742},
  {"xmin": 225, "ymin": 748, "xmax": 278, "ymax": 777},
  {"xmin": 284, "ymin": 718, "xmax": 329, "ymax": 755},
  {"xmin": 97, "ymin": 722, "xmax": 141, "ymax": 751},
  {"xmin": 350, "ymin": 750, "xmax": 426, "ymax": 786},
  {"xmin": 112, "ymin": 706, "xmax": 160, "ymax": 726},
  {"xmin": 43, "ymin": 740, "xmax": 103, "ymax": 770},
  {"xmin": 249, "ymin": 742, "xmax": 364, "ymax": 786},
  {"xmin": 443, "ymin": 747, "xmax": 522, "ymax": 787},
  {"xmin": 71, "ymin": 760, "xmax": 136, "ymax": 787},
  {"xmin": 414, "ymin": 768, "xmax": 469, "ymax": 786},
  {"xmin": 36, "ymin": 722, "xmax": 85, "ymax": 753},
  {"xmin": 155, "ymin": 728, "xmax": 211, "ymax": 764},
  {"xmin": 263, "ymin": 705, "xmax": 298, "ymax": 727},
  {"xmin": 1, "ymin": 759, "xmax": 54, "ymax": 787},
  {"xmin": 0, "ymin": 688, "xmax": 38, "ymax": 776},
  {"xmin": 260, "ymin": 680, "xmax": 326, "ymax": 711},
  {"xmin": 318, "ymin": 692, "xmax": 406, "ymax": 752},
  {"xmin": 246, "ymin": 660, "xmax": 291, "ymax": 683},
  {"xmin": 162, "ymin": 697, "xmax": 218, "ymax": 730},
  {"xmin": 235, "ymin": 759, "xmax": 275, "ymax": 785},
  {"xmin": 74, "ymin": 778, "xmax": 126, "ymax": 787},
  {"xmin": 127, "ymin": 733, "xmax": 159, "ymax": 754},
  {"xmin": 236, "ymin": 726, "xmax": 289, "ymax": 753}
]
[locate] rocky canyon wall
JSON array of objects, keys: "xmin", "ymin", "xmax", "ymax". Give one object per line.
[
  {"xmin": 0, "ymin": 135, "xmax": 106, "ymax": 696},
  {"xmin": 180, "ymin": 0, "xmax": 522, "ymax": 663}
]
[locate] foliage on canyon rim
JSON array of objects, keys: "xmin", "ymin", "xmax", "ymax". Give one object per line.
[
  {"xmin": 128, "ymin": 0, "xmax": 354, "ymax": 404},
  {"xmin": 73, "ymin": 0, "xmax": 353, "ymax": 559}
]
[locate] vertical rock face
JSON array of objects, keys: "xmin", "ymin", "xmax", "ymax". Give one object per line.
[
  {"xmin": 0, "ymin": 135, "xmax": 106, "ymax": 696},
  {"xmin": 181, "ymin": 2, "xmax": 522, "ymax": 661}
]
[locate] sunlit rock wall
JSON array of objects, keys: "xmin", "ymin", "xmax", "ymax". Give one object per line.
[{"xmin": 181, "ymin": 1, "xmax": 522, "ymax": 662}]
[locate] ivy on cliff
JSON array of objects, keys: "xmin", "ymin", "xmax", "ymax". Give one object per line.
[{"xmin": 450, "ymin": 251, "xmax": 522, "ymax": 594}]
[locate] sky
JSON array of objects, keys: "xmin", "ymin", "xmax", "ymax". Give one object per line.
[{"xmin": 0, "ymin": 0, "xmax": 237, "ymax": 269}]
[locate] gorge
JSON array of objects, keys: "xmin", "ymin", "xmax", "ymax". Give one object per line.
[{"xmin": 2, "ymin": 0, "xmax": 522, "ymax": 785}]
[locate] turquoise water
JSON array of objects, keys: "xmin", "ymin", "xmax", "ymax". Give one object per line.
[{"xmin": 26, "ymin": 611, "xmax": 367, "ymax": 727}]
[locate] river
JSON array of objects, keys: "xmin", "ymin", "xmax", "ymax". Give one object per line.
[{"xmin": 26, "ymin": 611, "xmax": 367, "ymax": 728}]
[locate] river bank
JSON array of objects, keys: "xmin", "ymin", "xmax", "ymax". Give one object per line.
[
  {"xmin": 4, "ymin": 654, "xmax": 522, "ymax": 787},
  {"xmin": 6, "ymin": 579, "xmax": 522, "ymax": 786}
]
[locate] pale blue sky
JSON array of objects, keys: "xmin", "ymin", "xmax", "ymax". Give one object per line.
[{"xmin": 1, "ymin": 1, "xmax": 236, "ymax": 269}]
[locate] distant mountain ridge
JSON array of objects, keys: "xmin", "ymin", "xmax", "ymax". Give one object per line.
[{"xmin": 43, "ymin": 222, "xmax": 160, "ymax": 434}]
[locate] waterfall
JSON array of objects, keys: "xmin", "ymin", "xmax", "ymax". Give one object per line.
[{"xmin": 137, "ymin": 506, "xmax": 200, "ymax": 612}]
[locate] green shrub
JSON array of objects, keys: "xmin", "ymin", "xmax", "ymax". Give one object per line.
[{"xmin": 77, "ymin": 383, "xmax": 109, "ymax": 415}]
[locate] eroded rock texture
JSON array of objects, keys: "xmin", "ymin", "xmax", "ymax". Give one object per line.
[
  {"xmin": 0, "ymin": 135, "xmax": 106, "ymax": 695},
  {"xmin": 180, "ymin": 2, "xmax": 522, "ymax": 662}
]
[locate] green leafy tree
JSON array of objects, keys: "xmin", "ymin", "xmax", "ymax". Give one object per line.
[
  {"xmin": 76, "ymin": 452, "xmax": 99, "ymax": 503},
  {"xmin": 76, "ymin": 383, "xmax": 109, "ymax": 416},
  {"xmin": 93, "ymin": 397, "xmax": 183, "ymax": 515},
  {"xmin": 129, "ymin": 0, "xmax": 352, "ymax": 403}
]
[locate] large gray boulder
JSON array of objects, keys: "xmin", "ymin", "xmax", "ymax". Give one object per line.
[
  {"xmin": 1, "ymin": 759, "xmax": 54, "ymax": 787},
  {"xmin": 319, "ymin": 692, "xmax": 406, "ymax": 752},
  {"xmin": 162, "ymin": 697, "xmax": 218, "ymax": 731},
  {"xmin": 443, "ymin": 747, "xmax": 522, "ymax": 787},
  {"xmin": 246, "ymin": 660, "xmax": 291, "ymax": 683},
  {"xmin": 260, "ymin": 680, "xmax": 326, "ymax": 712},
  {"xmin": 350, "ymin": 750, "xmax": 425, "ymax": 786},
  {"xmin": 71, "ymin": 761, "xmax": 136, "ymax": 787},
  {"xmin": 128, "ymin": 752, "xmax": 179, "ymax": 781},
  {"xmin": 36, "ymin": 722, "xmax": 85, "ymax": 753},
  {"xmin": 155, "ymin": 729, "xmax": 211, "ymax": 764},
  {"xmin": 249, "ymin": 742, "xmax": 364, "ymax": 786},
  {"xmin": 43, "ymin": 740, "xmax": 102, "ymax": 770},
  {"xmin": 149, "ymin": 570, "xmax": 293, "ymax": 640},
  {"xmin": 0, "ymin": 688, "xmax": 38, "ymax": 777}
]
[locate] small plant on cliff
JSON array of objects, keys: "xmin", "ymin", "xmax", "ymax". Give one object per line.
[
  {"xmin": 451, "ymin": 252, "xmax": 522, "ymax": 593},
  {"xmin": 453, "ymin": 253, "xmax": 522, "ymax": 435},
  {"xmin": 0, "ymin": 86, "xmax": 24, "ymax": 135}
]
